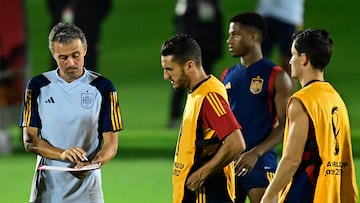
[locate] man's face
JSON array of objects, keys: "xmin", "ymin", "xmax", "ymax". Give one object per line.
[
  {"xmin": 227, "ymin": 22, "xmax": 252, "ymax": 57},
  {"xmin": 161, "ymin": 55, "xmax": 189, "ymax": 90},
  {"xmin": 52, "ymin": 39, "xmax": 87, "ymax": 82},
  {"xmin": 289, "ymin": 42, "xmax": 302, "ymax": 79}
]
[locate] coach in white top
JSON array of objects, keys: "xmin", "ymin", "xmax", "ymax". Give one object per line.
[
  {"xmin": 20, "ymin": 22, "xmax": 123, "ymax": 203},
  {"xmin": 256, "ymin": 0, "xmax": 304, "ymax": 27},
  {"xmin": 256, "ymin": 0, "xmax": 305, "ymax": 92}
]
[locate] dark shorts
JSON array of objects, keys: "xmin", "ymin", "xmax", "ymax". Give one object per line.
[
  {"xmin": 236, "ymin": 152, "xmax": 277, "ymax": 193},
  {"xmin": 283, "ymin": 170, "xmax": 315, "ymax": 203},
  {"xmin": 183, "ymin": 173, "xmax": 233, "ymax": 203},
  {"xmin": 262, "ymin": 16, "xmax": 296, "ymax": 58}
]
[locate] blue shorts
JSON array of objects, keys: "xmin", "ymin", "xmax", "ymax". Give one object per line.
[
  {"xmin": 262, "ymin": 16, "xmax": 296, "ymax": 58},
  {"xmin": 283, "ymin": 170, "xmax": 315, "ymax": 202},
  {"xmin": 236, "ymin": 151, "xmax": 277, "ymax": 193}
]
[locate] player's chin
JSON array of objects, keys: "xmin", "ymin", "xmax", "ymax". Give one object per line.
[
  {"xmin": 230, "ymin": 52, "xmax": 240, "ymax": 58},
  {"xmin": 174, "ymin": 85, "xmax": 185, "ymax": 91}
]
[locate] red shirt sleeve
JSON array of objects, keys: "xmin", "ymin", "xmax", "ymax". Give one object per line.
[{"xmin": 200, "ymin": 92, "xmax": 241, "ymax": 140}]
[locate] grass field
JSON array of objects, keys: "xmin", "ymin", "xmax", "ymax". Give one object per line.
[
  {"xmin": 1, "ymin": 0, "xmax": 360, "ymax": 202},
  {"xmin": 1, "ymin": 153, "xmax": 360, "ymax": 202}
]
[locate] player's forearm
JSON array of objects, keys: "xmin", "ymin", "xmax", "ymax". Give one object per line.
[
  {"xmin": 251, "ymin": 125, "xmax": 284, "ymax": 157},
  {"xmin": 91, "ymin": 132, "xmax": 119, "ymax": 165},
  {"xmin": 25, "ymin": 139, "xmax": 65, "ymax": 160},
  {"xmin": 200, "ymin": 130, "xmax": 245, "ymax": 178},
  {"xmin": 23, "ymin": 127, "xmax": 64, "ymax": 160},
  {"xmin": 92, "ymin": 145, "xmax": 118, "ymax": 165}
]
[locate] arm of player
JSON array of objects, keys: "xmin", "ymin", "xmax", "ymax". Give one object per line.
[
  {"xmin": 236, "ymin": 70, "xmax": 292, "ymax": 175},
  {"xmin": 72, "ymin": 131, "xmax": 118, "ymax": 179},
  {"xmin": 260, "ymin": 98, "xmax": 308, "ymax": 203},
  {"xmin": 23, "ymin": 126, "xmax": 87, "ymax": 162},
  {"xmin": 186, "ymin": 129, "xmax": 245, "ymax": 191},
  {"xmin": 90, "ymin": 131, "xmax": 118, "ymax": 166}
]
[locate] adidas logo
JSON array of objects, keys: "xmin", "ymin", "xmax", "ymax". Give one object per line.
[{"xmin": 45, "ymin": 97, "xmax": 55, "ymax": 103}]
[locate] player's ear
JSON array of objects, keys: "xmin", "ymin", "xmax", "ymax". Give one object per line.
[
  {"xmin": 252, "ymin": 32, "xmax": 261, "ymax": 43},
  {"xmin": 300, "ymin": 53, "xmax": 309, "ymax": 66},
  {"xmin": 184, "ymin": 60, "xmax": 194, "ymax": 72}
]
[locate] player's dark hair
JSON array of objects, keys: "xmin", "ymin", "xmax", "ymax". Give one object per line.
[
  {"xmin": 230, "ymin": 12, "xmax": 267, "ymax": 41},
  {"xmin": 293, "ymin": 28, "xmax": 333, "ymax": 71},
  {"xmin": 48, "ymin": 22, "xmax": 87, "ymax": 52},
  {"xmin": 160, "ymin": 34, "xmax": 202, "ymax": 67}
]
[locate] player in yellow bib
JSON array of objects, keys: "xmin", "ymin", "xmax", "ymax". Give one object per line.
[
  {"xmin": 160, "ymin": 34, "xmax": 246, "ymax": 203},
  {"xmin": 261, "ymin": 29, "xmax": 358, "ymax": 203}
]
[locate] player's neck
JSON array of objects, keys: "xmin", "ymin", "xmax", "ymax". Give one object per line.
[
  {"xmin": 189, "ymin": 67, "xmax": 208, "ymax": 90},
  {"xmin": 300, "ymin": 71, "xmax": 324, "ymax": 87},
  {"xmin": 240, "ymin": 48, "xmax": 263, "ymax": 68}
]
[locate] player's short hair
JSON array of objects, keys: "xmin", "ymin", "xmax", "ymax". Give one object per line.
[
  {"xmin": 293, "ymin": 28, "xmax": 333, "ymax": 71},
  {"xmin": 48, "ymin": 22, "xmax": 87, "ymax": 52},
  {"xmin": 230, "ymin": 12, "xmax": 267, "ymax": 41},
  {"xmin": 160, "ymin": 34, "xmax": 202, "ymax": 67}
]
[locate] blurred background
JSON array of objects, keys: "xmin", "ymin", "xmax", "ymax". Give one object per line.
[{"xmin": 0, "ymin": 0, "xmax": 359, "ymax": 202}]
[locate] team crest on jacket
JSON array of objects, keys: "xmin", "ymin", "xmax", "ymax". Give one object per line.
[
  {"xmin": 81, "ymin": 93, "xmax": 94, "ymax": 109},
  {"xmin": 250, "ymin": 76, "xmax": 264, "ymax": 94}
]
